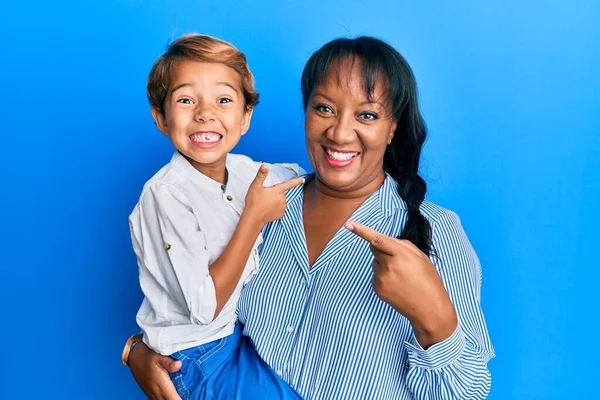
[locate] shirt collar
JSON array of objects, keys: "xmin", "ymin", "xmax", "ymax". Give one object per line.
[
  {"xmin": 379, "ymin": 173, "xmax": 407, "ymax": 215},
  {"xmin": 170, "ymin": 151, "xmax": 225, "ymax": 194},
  {"xmin": 286, "ymin": 173, "xmax": 407, "ymax": 216}
]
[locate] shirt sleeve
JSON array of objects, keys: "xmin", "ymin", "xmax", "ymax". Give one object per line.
[
  {"xmin": 129, "ymin": 183, "xmax": 217, "ymax": 326},
  {"xmin": 256, "ymin": 161, "xmax": 307, "ymax": 186},
  {"xmin": 404, "ymin": 210, "xmax": 495, "ymax": 400}
]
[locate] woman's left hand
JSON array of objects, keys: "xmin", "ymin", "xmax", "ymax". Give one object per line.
[{"xmin": 345, "ymin": 221, "xmax": 458, "ymax": 349}]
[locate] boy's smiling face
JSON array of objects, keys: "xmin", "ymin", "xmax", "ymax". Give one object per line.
[{"xmin": 152, "ymin": 60, "xmax": 253, "ymax": 181}]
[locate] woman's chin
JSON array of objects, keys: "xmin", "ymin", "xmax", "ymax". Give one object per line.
[{"xmin": 315, "ymin": 169, "xmax": 361, "ymax": 192}]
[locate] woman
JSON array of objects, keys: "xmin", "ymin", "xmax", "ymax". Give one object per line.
[{"xmin": 127, "ymin": 36, "xmax": 495, "ymax": 399}]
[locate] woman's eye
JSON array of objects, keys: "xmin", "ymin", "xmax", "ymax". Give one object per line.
[
  {"xmin": 359, "ymin": 112, "xmax": 378, "ymax": 120},
  {"xmin": 315, "ymin": 104, "xmax": 333, "ymax": 114},
  {"xmin": 177, "ymin": 98, "xmax": 193, "ymax": 105},
  {"xmin": 218, "ymin": 98, "xmax": 233, "ymax": 104}
]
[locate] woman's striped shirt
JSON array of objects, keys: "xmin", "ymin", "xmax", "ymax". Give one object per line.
[{"xmin": 237, "ymin": 174, "xmax": 495, "ymax": 399}]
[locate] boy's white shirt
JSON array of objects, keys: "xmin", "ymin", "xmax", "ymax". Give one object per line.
[{"xmin": 130, "ymin": 151, "xmax": 304, "ymax": 355}]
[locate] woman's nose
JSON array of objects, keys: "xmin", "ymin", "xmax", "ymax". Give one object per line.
[{"xmin": 326, "ymin": 114, "xmax": 355, "ymax": 144}]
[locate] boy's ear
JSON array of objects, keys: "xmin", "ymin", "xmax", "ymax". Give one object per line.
[
  {"xmin": 151, "ymin": 106, "xmax": 169, "ymax": 136},
  {"xmin": 240, "ymin": 106, "xmax": 254, "ymax": 136}
]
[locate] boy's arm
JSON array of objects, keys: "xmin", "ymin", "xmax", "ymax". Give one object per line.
[
  {"xmin": 129, "ymin": 184, "xmax": 217, "ymax": 325},
  {"xmin": 208, "ymin": 211, "xmax": 262, "ymax": 318},
  {"xmin": 132, "ymin": 167, "xmax": 303, "ymax": 325},
  {"xmin": 210, "ymin": 165, "xmax": 304, "ymax": 317},
  {"xmin": 130, "ymin": 167, "xmax": 302, "ymax": 325},
  {"xmin": 131, "ymin": 183, "xmax": 218, "ymax": 326},
  {"xmin": 132, "ymin": 182, "xmax": 262, "ymax": 324}
]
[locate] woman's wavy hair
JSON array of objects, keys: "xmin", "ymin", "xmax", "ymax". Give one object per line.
[{"xmin": 301, "ymin": 36, "xmax": 433, "ymax": 256}]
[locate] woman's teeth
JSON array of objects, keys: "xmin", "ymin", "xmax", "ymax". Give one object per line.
[
  {"xmin": 190, "ymin": 133, "xmax": 222, "ymax": 142},
  {"xmin": 326, "ymin": 148, "xmax": 359, "ymax": 160}
]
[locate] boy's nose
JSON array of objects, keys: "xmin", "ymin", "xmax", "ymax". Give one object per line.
[{"xmin": 194, "ymin": 107, "xmax": 216, "ymax": 123}]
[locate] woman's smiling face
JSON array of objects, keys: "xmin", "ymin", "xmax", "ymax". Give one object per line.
[{"xmin": 304, "ymin": 58, "xmax": 398, "ymax": 194}]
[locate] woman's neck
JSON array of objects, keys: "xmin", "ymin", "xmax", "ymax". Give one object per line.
[{"xmin": 304, "ymin": 172, "xmax": 386, "ymax": 208}]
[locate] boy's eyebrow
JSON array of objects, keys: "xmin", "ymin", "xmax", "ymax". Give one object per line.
[
  {"xmin": 216, "ymin": 81, "xmax": 240, "ymax": 93},
  {"xmin": 170, "ymin": 83, "xmax": 192, "ymax": 94},
  {"xmin": 169, "ymin": 81, "xmax": 239, "ymax": 94}
]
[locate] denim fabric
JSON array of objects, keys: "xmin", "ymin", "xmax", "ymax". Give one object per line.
[{"xmin": 169, "ymin": 324, "xmax": 303, "ymax": 400}]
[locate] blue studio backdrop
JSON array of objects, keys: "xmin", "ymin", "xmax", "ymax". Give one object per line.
[{"xmin": 1, "ymin": 1, "xmax": 598, "ymax": 399}]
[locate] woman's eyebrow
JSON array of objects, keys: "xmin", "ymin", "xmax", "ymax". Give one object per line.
[
  {"xmin": 311, "ymin": 92, "xmax": 335, "ymax": 102},
  {"xmin": 359, "ymin": 100, "xmax": 385, "ymax": 108}
]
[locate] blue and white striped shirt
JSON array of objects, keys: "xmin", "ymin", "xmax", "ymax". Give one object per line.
[{"xmin": 237, "ymin": 174, "xmax": 495, "ymax": 399}]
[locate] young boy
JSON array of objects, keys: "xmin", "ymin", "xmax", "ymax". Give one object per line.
[{"xmin": 127, "ymin": 34, "xmax": 304, "ymax": 399}]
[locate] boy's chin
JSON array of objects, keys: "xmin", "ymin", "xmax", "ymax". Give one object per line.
[{"xmin": 188, "ymin": 153, "xmax": 227, "ymax": 165}]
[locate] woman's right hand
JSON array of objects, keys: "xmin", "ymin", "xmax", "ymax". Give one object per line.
[
  {"xmin": 128, "ymin": 341, "xmax": 182, "ymax": 400},
  {"xmin": 244, "ymin": 164, "xmax": 304, "ymax": 225}
]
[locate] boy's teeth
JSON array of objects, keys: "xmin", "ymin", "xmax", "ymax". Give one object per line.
[
  {"xmin": 190, "ymin": 133, "xmax": 222, "ymax": 142},
  {"xmin": 326, "ymin": 148, "xmax": 358, "ymax": 161}
]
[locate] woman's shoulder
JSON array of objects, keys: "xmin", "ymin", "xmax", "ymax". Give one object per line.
[
  {"xmin": 382, "ymin": 177, "xmax": 462, "ymax": 227},
  {"xmin": 419, "ymin": 200, "xmax": 462, "ymax": 227},
  {"xmin": 420, "ymin": 200, "xmax": 479, "ymax": 267}
]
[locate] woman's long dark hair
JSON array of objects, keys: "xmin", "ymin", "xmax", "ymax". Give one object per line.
[{"xmin": 301, "ymin": 36, "xmax": 433, "ymax": 256}]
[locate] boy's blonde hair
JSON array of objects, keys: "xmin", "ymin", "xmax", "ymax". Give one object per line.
[{"xmin": 147, "ymin": 34, "xmax": 259, "ymax": 114}]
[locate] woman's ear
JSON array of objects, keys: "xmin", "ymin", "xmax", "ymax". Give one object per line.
[
  {"xmin": 387, "ymin": 119, "xmax": 398, "ymax": 144},
  {"xmin": 151, "ymin": 106, "xmax": 169, "ymax": 136},
  {"xmin": 240, "ymin": 106, "xmax": 255, "ymax": 136}
]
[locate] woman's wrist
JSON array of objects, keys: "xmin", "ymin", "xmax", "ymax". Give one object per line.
[{"xmin": 410, "ymin": 305, "xmax": 458, "ymax": 349}]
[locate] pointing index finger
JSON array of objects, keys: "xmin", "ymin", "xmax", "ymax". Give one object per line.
[
  {"xmin": 344, "ymin": 221, "xmax": 397, "ymax": 256},
  {"xmin": 272, "ymin": 177, "xmax": 305, "ymax": 192}
]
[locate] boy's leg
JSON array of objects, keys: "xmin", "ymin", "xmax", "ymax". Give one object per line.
[
  {"xmin": 202, "ymin": 325, "xmax": 304, "ymax": 399},
  {"xmin": 169, "ymin": 337, "xmax": 229, "ymax": 400}
]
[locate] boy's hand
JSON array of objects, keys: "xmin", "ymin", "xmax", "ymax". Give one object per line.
[
  {"xmin": 244, "ymin": 164, "xmax": 304, "ymax": 225},
  {"xmin": 128, "ymin": 341, "xmax": 182, "ymax": 400}
]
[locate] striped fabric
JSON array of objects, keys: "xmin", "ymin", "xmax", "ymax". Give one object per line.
[{"xmin": 237, "ymin": 174, "xmax": 495, "ymax": 399}]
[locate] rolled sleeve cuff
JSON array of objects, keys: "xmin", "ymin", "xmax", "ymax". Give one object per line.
[
  {"xmin": 405, "ymin": 323, "xmax": 466, "ymax": 370},
  {"xmin": 189, "ymin": 274, "xmax": 218, "ymax": 325}
]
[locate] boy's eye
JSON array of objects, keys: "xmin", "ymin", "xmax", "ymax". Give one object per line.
[
  {"xmin": 359, "ymin": 112, "xmax": 378, "ymax": 120},
  {"xmin": 314, "ymin": 104, "xmax": 333, "ymax": 114},
  {"xmin": 177, "ymin": 98, "xmax": 193, "ymax": 105},
  {"xmin": 218, "ymin": 98, "xmax": 233, "ymax": 104}
]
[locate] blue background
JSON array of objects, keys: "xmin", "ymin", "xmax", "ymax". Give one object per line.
[{"xmin": 1, "ymin": 1, "xmax": 598, "ymax": 398}]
